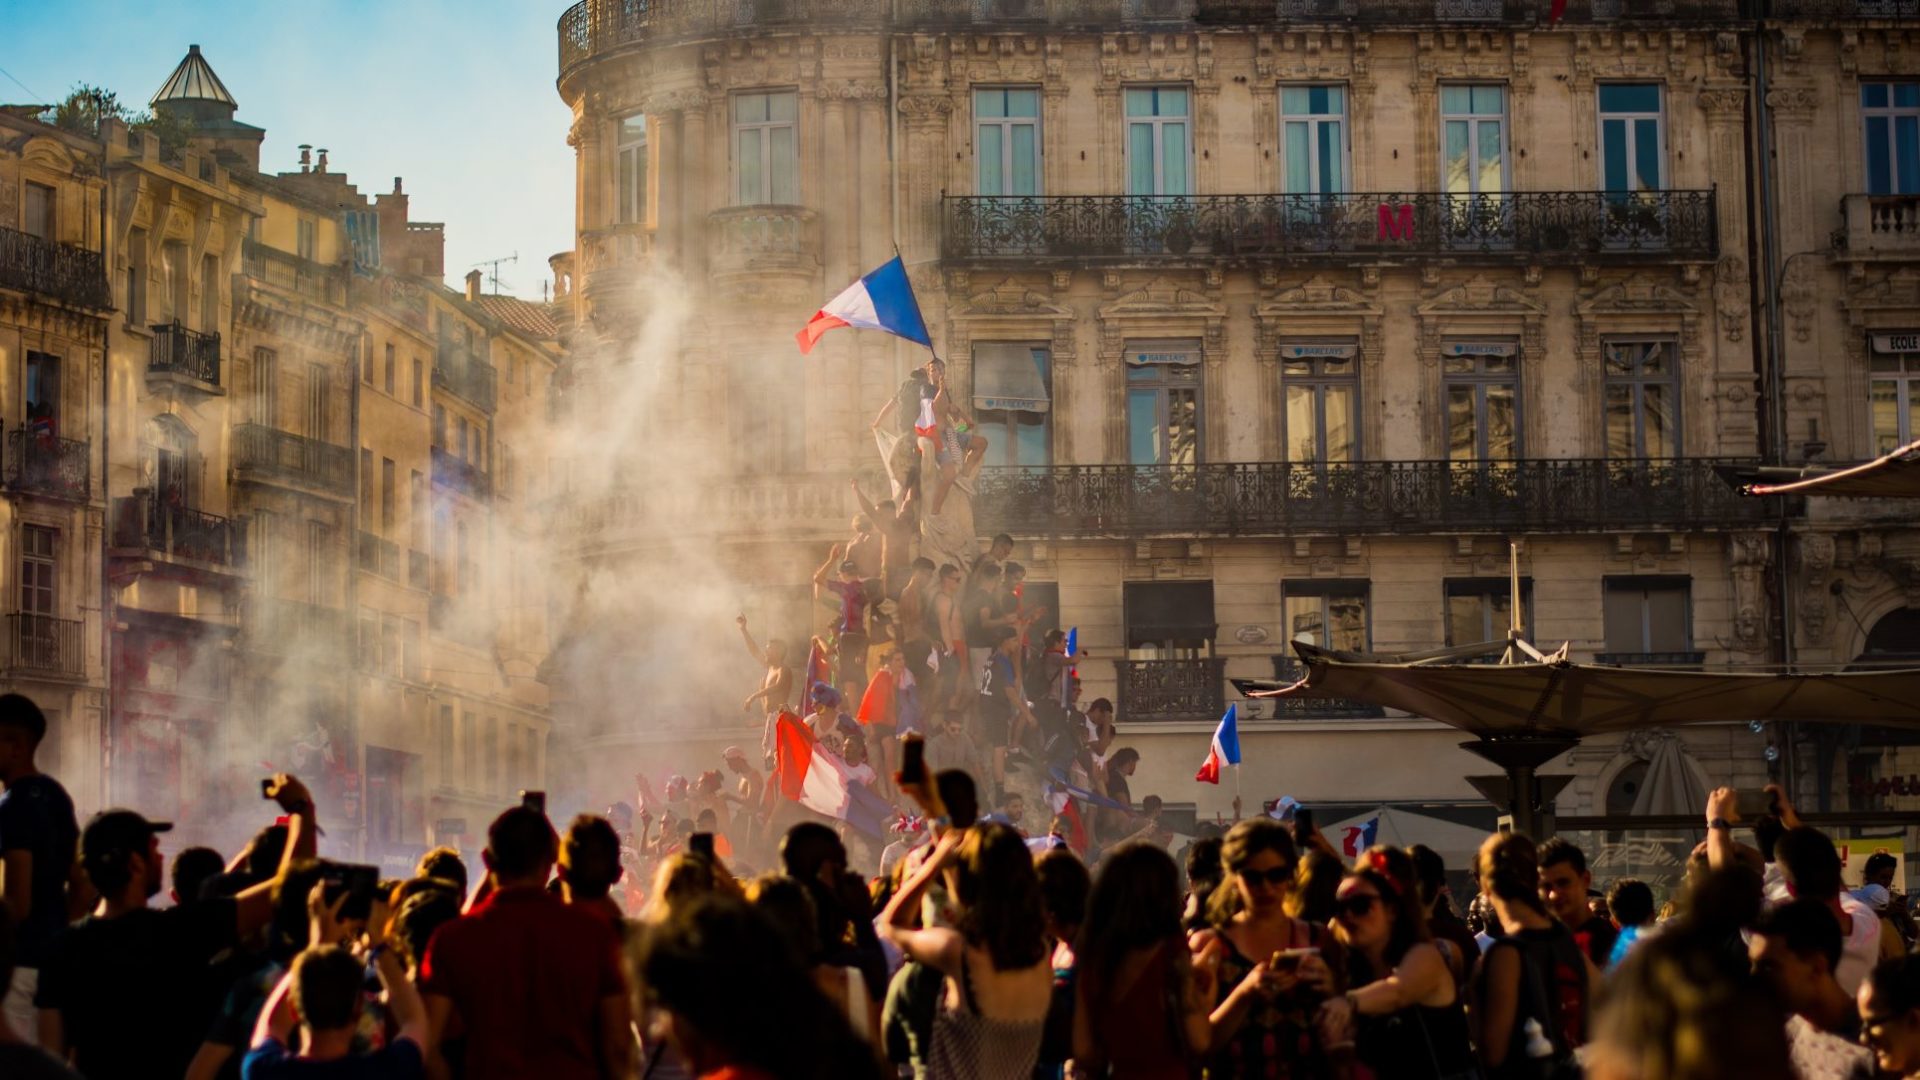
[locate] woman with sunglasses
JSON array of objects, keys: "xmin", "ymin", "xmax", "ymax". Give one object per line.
[
  {"xmin": 1191, "ymin": 819, "xmax": 1345, "ymax": 1080},
  {"xmin": 1072, "ymin": 844, "xmax": 1212, "ymax": 1078},
  {"xmin": 1471, "ymin": 832, "xmax": 1593, "ymax": 1080},
  {"xmin": 1322, "ymin": 846, "xmax": 1475, "ymax": 1080}
]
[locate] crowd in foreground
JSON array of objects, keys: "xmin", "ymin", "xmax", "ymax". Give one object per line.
[{"xmin": 6, "ymin": 689, "xmax": 1920, "ymax": 1080}]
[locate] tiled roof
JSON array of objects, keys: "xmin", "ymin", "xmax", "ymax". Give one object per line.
[
  {"xmin": 472, "ymin": 294, "xmax": 559, "ymax": 340},
  {"xmin": 151, "ymin": 45, "xmax": 237, "ymax": 108}
]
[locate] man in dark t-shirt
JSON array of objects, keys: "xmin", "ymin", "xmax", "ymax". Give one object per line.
[
  {"xmin": 1539, "ymin": 836, "xmax": 1619, "ymax": 968},
  {"xmin": 0, "ymin": 693, "xmax": 80, "ymax": 1048}
]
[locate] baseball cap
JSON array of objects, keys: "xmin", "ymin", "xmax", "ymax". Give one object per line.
[
  {"xmin": 722, "ymin": 745, "xmax": 747, "ymax": 762},
  {"xmin": 82, "ymin": 809, "xmax": 173, "ymax": 870},
  {"xmin": 1855, "ymin": 882, "xmax": 1893, "ymax": 912}
]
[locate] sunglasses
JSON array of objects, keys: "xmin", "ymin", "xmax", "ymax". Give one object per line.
[
  {"xmin": 1239, "ymin": 866, "xmax": 1292, "ymax": 887},
  {"xmin": 1335, "ymin": 894, "xmax": 1381, "ymax": 919}
]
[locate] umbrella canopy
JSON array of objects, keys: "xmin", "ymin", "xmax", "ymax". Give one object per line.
[
  {"xmin": 1718, "ymin": 439, "xmax": 1920, "ymax": 499},
  {"xmin": 1242, "ymin": 642, "xmax": 1920, "ymax": 738},
  {"xmin": 1321, "ymin": 805, "xmax": 1494, "ymax": 868},
  {"xmin": 1628, "ymin": 732, "xmax": 1708, "ymax": 818}
]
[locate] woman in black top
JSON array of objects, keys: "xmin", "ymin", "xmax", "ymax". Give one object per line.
[
  {"xmin": 1470, "ymin": 833, "xmax": 1595, "ymax": 1080},
  {"xmin": 1324, "ymin": 846, "xmax": 1476, "ymax": 1080}
]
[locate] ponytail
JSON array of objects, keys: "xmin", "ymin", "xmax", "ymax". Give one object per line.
[{"xmin": 1476, "ymin": 832, "xmax": 1551, "ymax": 918}]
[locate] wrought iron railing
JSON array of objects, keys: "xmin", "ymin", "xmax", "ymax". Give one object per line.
[
  {"xmin": 1116, "ymin": 658, "xmax": 1228, "ymax": 722},
  {"xmin": 944, "ymin": 191, "xmax": 1716, "ymax": 264},
  {"xmin": 1263, "ymin": 657, "xmax": 1385, "ymax": 719},
  {"xmin": 434, "ymin": 346, "xmax": 496, "ymax": 412},
  {"xmin": 1772, "ymin": 0, "xmax": 1920, "ymax": 16},
  {"xmin": 115, "ymin": 498, "xmax": 243, "ymax": 566},
  {"xmin": 0, "ymin": 225, "xmax": 111, "ymax": 309},
  {"xmin": 559, "ymin": 0, "xmax": 1741, "ymax": 74},
  {"xmin": 242, "ymin": 239, "xmax": 347, "ymax": 306},
  {"xmin": 357, "ymin": 530, "xmax": 402, "ymax": 580},
  {"xmin": 148, "ymin": 322, "xmax": 221, "ymax": 385},
  {"xmin": 975, "ymin": 459, "xmax": 1772, "ymax": 537},
  {"xmin": 1593, "ymin": 651, "xmax": 1709, "ymax": 668},
  {"xmin": 4, "ymin": 429, "xmax": 90, "ymax": 500},
  {"xmin": 232, "ymin": 424, "xmax": 354, "ymax": 496},
  {"xmin": 6, "ymin": 613, "xmax": 83, "ymax": 679},
  {"xmin": 432, "ymin": 446, "xmax": 491, "ymax": 500}
]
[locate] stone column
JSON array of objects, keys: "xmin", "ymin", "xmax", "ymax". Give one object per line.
[{"xmin": 679, "ymin": 93, "xmax": 710, "ymax": 280}]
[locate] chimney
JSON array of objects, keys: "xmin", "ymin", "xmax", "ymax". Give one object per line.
[
  {"xmin": 298, "ymin": 144, "xmax": 312, "ymax": 173},
  {"xmin": 465, "ymin": 269, "xmax": 483, "ymax": 302},
  {"xmin": 393, "ymin": 176, "xmax": 403, "ymax": 194},
  {"xmin": 315, "ymin": 148, "xmax": 328, "ymax": 173}
]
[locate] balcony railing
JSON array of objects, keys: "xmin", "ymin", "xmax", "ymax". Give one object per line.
[
  {"xmin": 559, "ymin": 0, "xmax": 1740, "ymax": 75},
  {"xmin": 434, "ymin": 347, "xmax": 496, "ymax": 412},
  {"xmin": 242, "ymin": 239, "xmax": 347, "ymax": 306},
  {"xmin": 707, "ymin": 206, "xmax": 821, "ymax": 279},
  {"xmin": 4, "ymin": 429, "xmax": 90, "ymax": 501},
  {"xmin": 976, "ymin": 459, "xmax": 1772, "ymax": 538},
  {"xmin": 232, "ymin": 424, "xmax": 354, "ymax": 496},
  {"xmin": 0, "ymin": 226, "xmax": 111, "ymax": 310},
  {"xmin": 1116, "ymin": 658, "xmax": 1228, "ymax": 722},
  {"xmin": 6, "ymin": 614, "xmax": 83, "ymax": 679},
  {"xmin": 944, "ymin": 191, "xmax": 1716, "ymax": 265},
  {"xmin": 562, "ymin": 472, "xmax": 860, "ymax": 543},
  {"xmin": 432, "ymin": 446, "xmax": 491, "ymax": 500},
  {"xmin": 357, "ymin": 530, "xmax": 402, "ymax": 580},
  {"xmin": 112, "ymin": 496, "xmax": 243, "ymax": 566},
  {"xmin": 148, "ymin": 322, "xmax": 221, "ymax": 386},
  {"xmin": 1841, "ymin": 194, "xmax": 1920, "ymax": 260},
  {"xmin": 1263, "ymin": 657, "xmax": 1385, "ymax": 719},
  {"xmin": 1593, "ymin": 651, "xmax": 1709, "ymax": 668},
  {"xmin": 1772, "ymin": 0, "xmax": 1920, "ymax": 16},
  {"xmin": 579, "ymin": 223, "xmax": 654, "ymax": 275}
]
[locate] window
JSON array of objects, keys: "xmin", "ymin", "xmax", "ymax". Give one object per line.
[
  {"xmin": 727, "ymin": 354, "xmax": 804, "ymax": 472},
  {"xmin": 357, "ymin": 610, "xmax": 380, "ymax": 671},
  {"xmin": 1872, "ymin": 341, "xmax": 1920, "ymax": 455},
  {"xmin": 126, "ymin": 228, "xmax": 147, "ymax": 325},
  {"xmin": 1442, "ymin": 341, "xmax": 1519, "ymax": 463},
  {"xmin": 297, "ymin": 218, "xmax": 316, "ymax": 261},
  {"xmin": 456, "ymin": 417, "xmax": 470, "ymax": 462},
  {"xmin": 1282, "ymin": 581, "xmax": 1369, "ymax": 653},
  {"xmin": 151, "ymin": 417, "xmax": 192, "ymax": 508},
  {"xmin": 200, "ymin": 254, "xmax": 219, "ymax": 332},
  {"xmin": 22, "ymin": 182, "xmax": 53, "ymax": 240},
  {"xmin": 1445, "ymin": 578, "xmax": 1532, "ymax": 648},
  {"xmin": 432, "ymin": 405, "xmax": 446, "ymax": 449},
  {"xmin": 975, "ymin": 88, "xmax": 1041, "ymax": 197},
  {"xmin": 360, "ymin": 449, "xmax": 374, "ymax": 518},
  {"xmin": 20, "ymin": 525, "xmax": 56, "ymax": 615},
  {"xmin": 1123, "ymin": 581, "xmax": 1215, "ymax": 659},
  {"xmin": 1281, "ymin": 85, "xmax": 1347, "ymax": 195},
  {"xmin": 403, "ymin": 618, "xmax": 421, "ymax": 679},
  {"xmin": 456, "ymin": 522, "xmax": 470, "ymax": 594},
  {"xmin": 973, "ymin": 344, "xmax": 1051, "ymax": 467},
  {"xmin": 307, "ymin": 363, "xmax": 330, "ymax": 443},
  {"xmin": 411, "ymin": 470, "xmax": 427, "ymax": 550},
  {"xmin": 1602, "ymin": 577, "xmax": 1692, "ymax": 657},
  {"xmin": 1598, "ymin": 83, "xmax": 1665, "ymax": 193},
  {"xmin": 382, "ymin": 458, "xmax": 396, "ymax": 533},
  {"xmin": 382, "ymin": 344, "xmax": 396, "ymax": 395},
  {"xmin": 308, "ymin": 522, "xmax": 331, "ymax": 605},
  {"xmin": 161, "ymin": 242, "xmax": 188, "ymax": 324},
  {"xmin": 1126, "ymin": 340, "xmax": 1202, "ymax": 466},
  {"xmin": 1126, "ymin": 87, "xmax": 1191, "ymax": 196},
  {"xmin": 1864, "ymin": 84, "xmax": 1920, "ymax": 196},
  {"xmin": 25, "ymin": 351, "xmax": 60, "ymax": 435},
  {"xmin": 733, "ymin": 91, "xmax": 798, "ymax": 205},
  {"xmin": 412, "ymin": 358, "xmax": 425, "ymax": 406},
  {"xmin": 253, "ymin": 511, "xmax": 277, "ymax": 595},
  {"xmin": 1441, "ymin": 85, "xmax": 1508, "ymax": 195},
  {"xmin": 617, "ymin": 114, "xmax": 649, "ymax": 224},
  {"xmin": 1280, "ymin": 343, "xmax": 1357, "ymax": 464},
  {"xmin": 1603, "ymin": 339, "xmax": 1679, "ymax": 459},
  {"xmin": 253, "ymin": 348, "xmax": 277, "ymax": 426}
]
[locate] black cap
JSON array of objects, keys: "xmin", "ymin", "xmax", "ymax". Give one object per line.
[{"xmin": 81, "ymin": 809, "xmax": 172, "ymax": 870}]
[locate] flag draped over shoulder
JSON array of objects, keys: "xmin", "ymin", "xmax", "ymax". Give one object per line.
[{"xmin": 771, "ymin": 710, "xmax": 892, "ymax": 837}]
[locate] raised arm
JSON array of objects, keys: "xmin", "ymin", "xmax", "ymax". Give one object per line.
[
  {"xmin": 879, "ymin": 828, "xmax": 964, "ymax": 972},
  {"xmin": 1706, "ymin": 786, "xmax": 1738, "ymax": 871},
  {"xmin": 870, "ymin": 397, "xmax": 898, "ymax": 432},
  {"xmin": 737, "ymin": 615, "xmax": 764, "ymax": 664},
  {"xmin": 234, "ymin": 774, "xmax": 317, "ymax": 939},
  {"xmin": 813, "ymin": 544, "xmax": 844, "ymax": 590},
  {"xmin": 248, "ymin": 967, "xmax": 298, "ymax": 1050}
]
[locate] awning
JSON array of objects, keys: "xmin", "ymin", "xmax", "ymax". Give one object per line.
[
  {"xmin": 1238, "ymin": 642, "xmax": 1920, "ymax": 738},
  {"xmin": 973, "ymin": 344, "xmax": 1050, "ymax": 413},
  {"xmin": 1717, "ymin": 439, "xmax": 1920, "ymax": 499}
]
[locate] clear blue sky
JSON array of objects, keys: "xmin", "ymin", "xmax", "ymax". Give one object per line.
[{"xmin": 0, "ymin": 0, "xmax": 575, "ymax": 300}]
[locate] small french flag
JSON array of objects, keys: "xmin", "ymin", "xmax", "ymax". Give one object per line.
[
  {"xmin": 1194, "ymin": 704, "xmax": 1241, "ymax": 785},
  {"xmin": 796, "ymin": 256, "xmax": 933, "ymax": 355},
  {"xmin": 1342, "ymin": 816, "xmax": 1380, "ymax": 857}
]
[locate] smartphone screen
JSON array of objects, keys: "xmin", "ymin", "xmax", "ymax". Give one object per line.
[
  {"xmin": 520, "ymin": 790, "xmax": 546, "ymax": 815},
  {"xmin": 1294, "ymin": 807, "xmax": 1315, "ymax": 834},
  {"xmin": 899, "ymin": 735, "xmax": 927, "ymax": 786},
  {"xmin": 689, "ymin": 832, "xmax": 715, "ymax": 859},
  {"xmin": 322, "ymin": 862, "xmax": 381, "ymax": 921}
]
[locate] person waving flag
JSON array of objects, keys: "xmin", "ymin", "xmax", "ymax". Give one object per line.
[
  {"xmin": 1194, "ymin": 704, "xmax": 1241, "ymax": 784},
  {"xmin": 796, "ymin": 255, "xmax": 933, "ymax": 355}
]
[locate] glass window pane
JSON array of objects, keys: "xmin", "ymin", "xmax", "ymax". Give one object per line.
[
  {"xmin": 1285, "ymin": 122, "xmax": 1310, "ymax": 193},
  {"xmin": 1015, "ymin": 413, "xmax": 1049, "ymax": 467},
  {"xmin": 768, "ymin": 91, "xmax": 796, "ymax": 122},
  {"xmin": 1870, "ymin": 116, "xmax": 1894, "ymax": 196},
  {"xmin": 1327, "ymin": 594, "xmax": 1368, "ymax": 652},
  {"xmin": 978, "ymin": 125, "xmax": 1004, "ymax": 195},
  {"xmin": 1162, "ymin": 124, "xmax": 1189, "ymax": 194},
  {"xmin": 1011, "ymin": 125, "xmax": 1038, "ymax": 195},
  {"xmin": 1443, "ymin": 356, "xmax": 1475, "ymax": 374},
  {"xmin": 1447, "ymin": 594, "xmax": 1485, "ymax": 648},
  {"xmin": 1634, "ymin": 118, "xmax": 1662, "ymax": 190},
  {"xmin": 1285, "ymin": 385, "xmax": 1316, "ymax": 462},
  {"xmin": 1486, "ymin": 386, "xmax": 1517, "ymax": 461},
  {"xmin": 1899, "ymin": 83, "xmax": 1920, "ymax": 108},
  {"xmin": 1285, "ymin": 596, "xmax": 1324, "ymax": 647},
  {"xmin": 1865, "ymin": 84, "xmax": 1890, "ymax": 109},
  {"xmin": 1282, "ymin": 86, "xmax": 1310, "ymax": 115},
  {"xmin": 1602, "ymin": 587, "xmax": 1646, "ymax": 653},
  {"xmin": 1126, "ymin": 88, "xmax": 1155, "ymax": 117},
  {"xmin": 1007, "ymin": 89, "xmax": 1039, "ymax": 117},
  {"xmin": 1641, "ymin": 342, "xmax": 1669, "ymax": 375},
  {"xmin": 1600, "ymin": 83, "xmax": 1660, "ymax": 113},
  {"xmin": 1167, "ymin": 389, "xmax": 1198, "ymax": 465},
  {"xmin": 1643, "ymin": 385, "xmax": 1674, "ymax": 458},
  {"xmin": 737, "ymin": 131, "xmax": 763, "ymax": 204},
  {"xmin": 734, "ymin": 94, "xmax": 762, "ymax": 122},
  {"xmin": 1448, "ymin": 386, "xmax": 1477, "ymax": 462},
  {"xmin": 1322, "ymin": 356, "xmax": 1352, "ymax": 375},
  {"xmin": 1324, "ymin": 86, "xmax": 1345, "ymax": 114},
  {"xmin": 1160, "ymin": 88, "xmax": 1188, "ymax": 116},
  {"xmin": 1474, "ymin": 85, "xmax": 1504, "ymax": 114},
  {"xmin": 1603, "ymin": 119, "xmax": 1629, "ymax": 191},
  {"xmin": 976, "ymin": 90, "xmax": 1006, "ymax": 119},
  {"xmin": 769, "ymin": 126, "xmax": 796, "ymax": 203},
  {"xmin": 1647, "ymin": 587, "xmax": 1689, "ymax": 652},
  {"xmin": 1441, "ymin": 85, "xmax": 1471, "ymax": 114},
  {"xmin": 1478, "ymin": 121, "xmax": 1504, "ymax": 191},
  {"xmin": 1128, "ymin": 388, "xmax": 1161, "ymax": 464},
  {"xmin": 1881, "ymin": 380, "xmax": 1912, "ymax": 454},
  {"xmin": 1910, "ymin": 388, "xmax": 1920, "ymax": 453},
  {"xmin": 1899, "ymin": 116, "xmax": 1920, "ymax": 195},
  {"xmin": 1320, "ymin": 121, "xmax": 1344, "ymax": 193},
  {"xmin": 1128, "ymin": 124, "xmax": 1155, "ymax": 194},
  {"xmin": 1324, "ymin": 385, "xmax": 1353, "ymax": 462},
  {"xmin": 1606, "ymin": 385, "xmax": 1635, "ymax": 458},
  {"xmin": 1444, "ymin": 121, "xmax": 1470, "ymax": 192}
]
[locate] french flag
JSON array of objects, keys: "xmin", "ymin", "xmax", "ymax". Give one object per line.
[
  {"xmin": 771, "ymin": 710, "xmax": 893, "ymax": 837},
  {"xmin": 795, "ymin": 256, "xmax": 933, "ymax": 355},
  {"xmin": 1342, "ymin": 816, "xmax": 1380, "ymax": 857},
  {"xmin": 1194, "ymin": 704, "xmax": 1241, "ymax": 785}
]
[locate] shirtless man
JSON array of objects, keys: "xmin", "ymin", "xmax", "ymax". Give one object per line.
[
  {"xmin": 924, "ymin": 359, "xmax": 989, "ymax": 515},
  {"xmin": 931, "ymin": 563, "xmax": 968, "ymax": 711},
  {"xmin": 895, "ymin": 558, "xmax": 937, "ymax": 683},
  {"xmin": 739, "ymin": 616, "xmax": 794, "ymax": 764},
  {"xmin": 846, "ymin": 514, "xmax": 883, "ymax": 585},
  {"xmin": 852, "ymin": 479, "xmax": 917, "ymax": 598}
]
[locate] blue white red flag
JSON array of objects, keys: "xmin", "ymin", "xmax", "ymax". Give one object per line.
[
  {"xmin": 771, "ymin": 710, "xmax": 893, "ymax": 837},
  {"xmin": 1194, "ymin": 704, "xmax": 1241, "ymax": 785},
  {"xmin": 1341, "ymin": 816, "xmax": 1380, "ymax": 857},
  {"xmin": 796, "ymin": 256, "xmax": 933, "ymax": 355}
]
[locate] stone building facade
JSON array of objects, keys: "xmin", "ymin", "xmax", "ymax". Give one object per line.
[{"xmin": 549, "ymin": 0, "xmax": 1920, "ymax": 836}]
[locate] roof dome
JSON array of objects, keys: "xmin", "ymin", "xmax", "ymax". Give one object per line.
[{"xmin": 150, "ymin": 45, "xmax": 236, "ymax": 109}]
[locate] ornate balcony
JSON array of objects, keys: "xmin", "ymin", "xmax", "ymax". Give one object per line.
[
  {"xmin": 434, "ymin": 346, "xmax": 496, "ymax": 413},
  {"xmin": 707, "ymin": 206, "xmax": 821, "ymax": 281},
  {"xmin": 1841, "ymin": 194, "xmax": 1920, "ymax": 261},
  {"xmin": 357, "ymin": 530, "xmax": 402, "ymax": 580},
  {"xmin": 1261, "ymin": 657, "xmax": 1385, "ymax": 719},
  {"xmin": 242, "ymin": 239, "xmax": 347, "ymax": 306},
  {"xmin": 112, "ymin": 496, "xmax": 244, "ymax": 567},
  {"xmin": 6, "ymin": 614, "xmax": 84, "ymax": 680},
  {"xmin": 944, "ymin": 191, "xmax": 1716, "ymax": 267},
  {"xmin": 975, "ymin": 459, "xmax": 1773, "ymax": 539},
  {"xmin": 0, "ymin": 226, "xmax": 111, "ymax": 310},
  {"xmin": 5, "ymin": 429, "xmax": 90, "ymax": 501},
  {"xmin": 1772, "ymin": 0, "xmax": 1920, "ymax": 15},
  {"xmin": 560, "ymin": 473, "xmax": 857, "ymax": 547},
  {"xmin": 432, "ymin": 446, "xmax": 491, "ymax": 501},
  {"xmin": 559, "ymin": 0, "xmax": 1739, "ymax": 76},
  {"xmin": 148, "ymin": 322, "xmax": 222, "ymax": 387},
  {"xmin": 232, "ymin": 424, "xmax": 354, "ymax": 497},
  {"xmin": 1116, "ymin": 658, "xmax": 1228, "ymax": 723}
]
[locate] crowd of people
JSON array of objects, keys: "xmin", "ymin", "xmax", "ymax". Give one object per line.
[{"xmin": 6, "ymin": 678, "xmax": 1920, "ymax": 1079}]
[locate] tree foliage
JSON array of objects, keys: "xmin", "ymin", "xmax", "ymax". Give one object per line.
[{"xmin": 46, "ymin": 83, "xmax": 195, "ymax": 162}]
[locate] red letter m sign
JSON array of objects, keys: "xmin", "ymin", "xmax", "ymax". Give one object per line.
[{"xmin": 1377, "ymin": 202, "xmax": 1415, "ymax": 241}]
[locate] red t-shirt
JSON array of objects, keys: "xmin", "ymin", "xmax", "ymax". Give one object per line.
[{"xmin": 420, "ymin": 886, "xmax": 625, "ymax": 1080}]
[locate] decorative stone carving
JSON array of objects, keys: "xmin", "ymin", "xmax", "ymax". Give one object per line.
[
  {"xmin": 1799, "ymin": 533, "xmax": 1837, "ymax": 647},
  {"xmin": 1782, "ymin": 260, "xmax": 1816, "ymax": 343},
  {"xmin": 1715, "ymin": 255, "xmax": 1748, "ymax": 343},
  {"xmin": 1729, "ymin": 532, "xmax": 1771, "ymax": 653}
]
